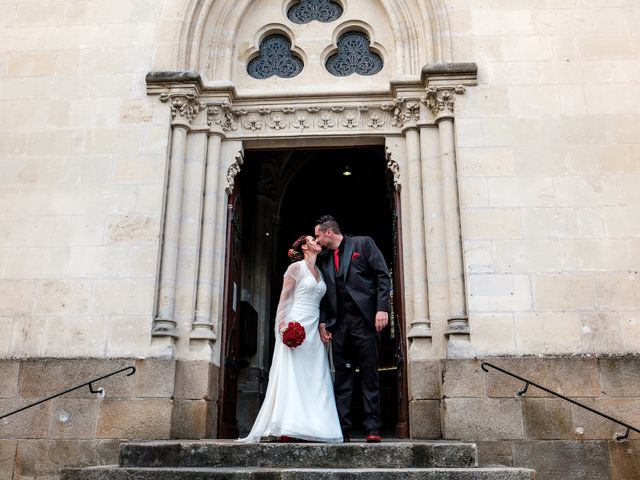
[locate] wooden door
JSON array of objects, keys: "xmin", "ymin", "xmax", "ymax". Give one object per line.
[
  {"xmin": 217, "ymin": 189, "xmax": 243, "ymax": 438},
  {"xmin": 392, "ymin": 188, "xmax": 410, "ymax": 438}
]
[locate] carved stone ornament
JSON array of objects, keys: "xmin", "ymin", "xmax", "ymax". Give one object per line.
[
  {"xmin": 382, "ymin": 98, "xmax": 420, "ymax": 129},
  {"xmin": 226, "ymin": 152, "xmax": 244, "ymax": 194},
  {"xmin": 207, "ymin": 102, "xmax": 238, "ymax": 132},
  {"xmin": 424, "ymin": 85, "xmax": 465, "ymax": 117},
  {"xmin": 385, "ymin": 146, "xmax": 401, "ymax": 190},
  {"xmin": 160, "ymin": 92, "xmax": 203, "ymax": 124}
]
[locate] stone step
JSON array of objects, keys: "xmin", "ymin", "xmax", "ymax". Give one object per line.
[
  {"xmin": 118, "ymin": 441, "xmax": 477, "ymax": 469},
  {"xmin": 63, "ymin": 466, "xmax": 538, "ymax": 480}
]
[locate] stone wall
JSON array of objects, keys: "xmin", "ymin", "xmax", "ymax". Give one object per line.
[
  {"xmin": 433, "ymin": 356, "xmax": 640, "ymax": 479},
  {"xmin": 0, "ymin": 358, "xmax": 218, "ymax": 479}
]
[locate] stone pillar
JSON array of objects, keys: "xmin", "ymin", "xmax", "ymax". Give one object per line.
[
  {"xmin": 191, "ymin": 115, "xmax": 225, "ymax": 351},
  {"xmin": 425, "ymin": 86, "xmax": 470, "ymax": 356},
  {"xmin": 153, "ymin": 92, "xmax": 202, "ymax": 353}
]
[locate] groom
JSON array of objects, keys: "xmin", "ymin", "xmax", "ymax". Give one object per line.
[{"xmin": 314, "ymin": 215, "xmax": 391, "ymax": 443}]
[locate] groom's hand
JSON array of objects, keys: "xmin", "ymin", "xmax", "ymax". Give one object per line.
[
  {"xmin": 375, "ymin": 311, "xmax": 389, "ymax": 332},
  {"xmin": 319, "ymin": 323, "xmax": 332, "ymax": 344}
]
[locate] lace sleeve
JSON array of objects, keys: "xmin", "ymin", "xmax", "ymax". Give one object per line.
[{"xmin": 274, "ymin": 262, "xmax": 300, "ymax": 334}]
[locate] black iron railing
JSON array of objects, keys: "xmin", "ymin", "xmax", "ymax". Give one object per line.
[
  {"xmin": 481, "ymin": 362, "xmax": 640, "ymax": 442},
  {"xmin": 0, "ymin": 366, "xmax": 136, "ymax": 420}
]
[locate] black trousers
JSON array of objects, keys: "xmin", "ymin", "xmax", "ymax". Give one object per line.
[{"xmin": 332, "ymin": 308, "xmax": 381, "ymax": 433}]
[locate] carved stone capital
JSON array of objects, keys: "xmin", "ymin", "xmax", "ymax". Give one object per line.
[
  {"xmin": 207, "ymin": 102, "xmax": 238, "ymax": 133},
  {"xmin": 226, "ymin": 151, "xmax": 244, "ymax": 194},
  {"xmin": 160, "ymin": 92, "xmax": 204, "ymax": 126},
  {"xmin": 424, "ymin": 85, "xmax": 465, "ymax": 119}
]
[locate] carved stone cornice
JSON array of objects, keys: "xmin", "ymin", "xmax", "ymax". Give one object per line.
[
  {"xmin": 423, "ymin": 86, "xmax": 465, "ymax": 120},
  {"xmin": 160, "ymin": 92, "xmax": 204, "ymax": 126}
]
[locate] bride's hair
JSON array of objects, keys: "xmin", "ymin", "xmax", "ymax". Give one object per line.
[{"xmin": 288, "ymin": 235, "xmax": 308, "ymax": 262}]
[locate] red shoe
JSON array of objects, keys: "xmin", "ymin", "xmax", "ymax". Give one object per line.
[
  {"xmin": 279, "ymin": 435, "xmax": 291, "ymax": 442},
  {"xmin": 365, "ymin": 431, "xmax": 382, "ymax": 443}
]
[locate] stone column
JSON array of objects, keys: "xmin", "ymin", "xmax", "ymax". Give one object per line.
[
  {"xmin": 425, "ymin": 86, "xmax": 470, "ymax": 356},
  {"xmin": 153, "ymin": 92, "xmax": 202, "ymax": 351},
  {"xmin": 191, "ymin": 110, "xmax": 226, "ymax": 350},
  {"xmin": 402, "ymin": 108, "xmax": 432, "ymax": 354}
]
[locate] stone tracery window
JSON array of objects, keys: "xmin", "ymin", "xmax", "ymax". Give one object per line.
[
  {"xmin": 325, "ymin": 31, "xmax": 383, "ymax": 77},
  {"xmin": 287, "ymin": 0, "xmax": 343, "ymax": 24},
  {"xmin": 247, "ymin": 34, "xmax": 304, "ymax": 79}
]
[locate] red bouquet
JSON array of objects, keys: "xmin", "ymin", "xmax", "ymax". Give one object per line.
[{"xmin": 281, "ymin": 321, "xmax": 306, "ymax": 348}]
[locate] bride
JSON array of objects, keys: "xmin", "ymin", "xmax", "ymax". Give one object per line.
[{"xmin": 238, "ymin": 235, "xmax": 343, "ymax": 443}]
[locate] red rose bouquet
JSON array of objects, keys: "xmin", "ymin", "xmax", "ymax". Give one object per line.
[{"xmin": 281, "ymin": 321, "xmax": 306, "ymax": 348}]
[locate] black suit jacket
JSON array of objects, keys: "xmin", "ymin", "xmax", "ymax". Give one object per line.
[{"xmin": 318, "ymin": 235, "xmax": 391, "ymax": 330}]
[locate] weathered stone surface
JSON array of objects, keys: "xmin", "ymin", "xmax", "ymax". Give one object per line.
[
  {"xmin": 410, "ymin": 400, "xmax": 442, "ymax": 439},
  {"xmin": 174, "ymin": 361, "xmax": 214, "ymax": 400},
  {"xmin": 442, "ymin": 360, "xmax": 484, "ymax": 398},
  {"xmin": 48, "ymin": 398, "xmax": 99, "ymax": 439},
  {"xmin": 0, "ymin": 400, "xmax": 50, "ymax": 438},
  {"xmin": 119, "ymin": 442, "xmax": 477, "ymax": 469},
  {"xmin": 14, "ymin": 439, "xmax": 121, "ymax": 478},
  {"xmin": 409, "ymin": 360, "xmax": 441, "ymax": 400},
  {"xmin": 484, "ymin": 357, "xmax": 600, "ymax": 398},
  {"xmin": 599, "ymin": 357, "xmax": 640, "ymax": 397},
  {"xmin": 513, "ymin": 440, "xmax": 609, "ymax": 480},
  {"xmin": 476, "ymin": 441, "xmax": 513, "ymax": 467},
  {"xmin": 0, "ymin": 440, "xmax": 17, "ymax": 480},
  {"xmin": 609, "ymin": 440, "xmax": 640, "ymax": 480},
  {"xmin": 570, "ymin": 399, "xmax": 640, "ymax": 441},
  {"xmin": 0, "ymin": 361, "xmax": 19, "ymax": 398},
  {"xmin": 522, "ymin": 398, "xmax": 573, "ymax": 440},
  {"xmin": 96, "ymin": 399, "xmax": 173, "ymax": 439},
  {"xmin": 444, "ymin": 399, "xmax": 523, "ymax": 441},
  {"xmin": 170, "ymin": 400, "xmax": 208, "ymax": 439},
  {"xmin": 63, "ymin": 466, "xmax": 537, "ymax": 480}
]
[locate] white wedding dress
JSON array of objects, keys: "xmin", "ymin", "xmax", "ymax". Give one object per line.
[{"xmin": 239, "ymin": 260, "xmax": 343, "ymax": 443}]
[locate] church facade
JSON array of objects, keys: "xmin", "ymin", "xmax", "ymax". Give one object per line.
[{"xmin": 1, "ymin": 1, "xmax": 639, "ymax": 478}]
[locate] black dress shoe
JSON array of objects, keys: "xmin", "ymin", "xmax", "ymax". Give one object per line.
[
  {"xmin": 342, "ymin": 431, "xmax": 351, "ymax": 443},
  {"xmin": 365, "ymin": 431, "xmax": 382, "ymax": 443}
]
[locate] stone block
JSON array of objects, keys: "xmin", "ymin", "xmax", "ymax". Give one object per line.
[
  {"xmin": 443, "ymin": 398, "xmax": 523, "ymax": 441},
  {"xmin": 514, "ymin": 313, "xmax": 583, "ymax": 354},
  {"xmin": 0, "ymin": 400, "xmax": 50, "ymax": 439},
  {"xmin": 476, "ymin": 441, "xmax": 513, "ymax": 467},
  {"xmin": 7, "ymin": 51, "xmax": 57, "ymax": 76},
  {"xmin": 522, "ymin": 398, "xmax": 573, "ymax": 440},
  {"xmin": 442, "ymin": 359, "xmax": 484, "ymax": 398},
  {"xmin": 18, "ymin": 358, "xmax": 134, "ymax": 398},
  {"xmin": 174, "ymin": 361, "xmax": 217, "ymax": 400},
  {"xmin": 106, "ymin": 316, "xmax": 153, "ymax": 357},
  {"xmin": 6, "ymin": 247, "xmax": 70, "ymax": 279},
  {"xmin": 463, "ymin": 208, "xmax": 522, "ymax": 240},
  {"xmin": 0, "ymin": 361, "xmax": 19, "ymax": 398},
  {"xmin": 467, "ymin": 274, "xmax": 532, "ymax": 312},
  {"xmin": 171, "ymin": 399, "xmax": 209, "ymax": 439},
  {"xmin": 513, "ymin": 440, "xmax": 610, "ymax": 479},
  {"xmin": 95, "ymin": 398, "xmax": 172, "ymax": 439},
  {"xmin": 609, "ymin": 440, "xmax": 640, "ymax": 480},
  {"xmin": 571, "ymin": 399, "xmax": 640, "ymax": 441},
  {"xmin": 9, "ymin": 316, "xmax": 47, "ymax": 357},
  {"xmin": 0, "ymin": 280, "xmax": 35, "ymax": 315},
  {"xmin": 597, "ymin": 272, "xmax": 640, "ymax": 309},
  {"xmin": 34, "ymin": 280, "xmax": 92, "ymax": 315},
  {"xmin": 408, "ymin": 400, "xmax": 441, "ymax": 439},
  {"xmin": 487, "ymin": 177, "xmax": 555, "ymax": 207},
  {"xmin": 521, "ymin": 207, "xmax": 577, "ymax": 238},
  {"xmin": 532, "ymin": 275, "xmax": 597, "ymax": 310},
  {"xmin": 13, "ymin": 439, "xmax": 120, "ymax": 478},
  {"xmin": 485, "ymin": 357, "xmax": 600, "ymax": 398},
  {"xmin": 0, "ymin": 440, "xmax": 16, "ymax": 480},
  {"xmin": 580, "ymin": 313, "xmax": 625, "ymax": 354},
  {"xmin": 599, "ymin": 357, "xmax": 640, "ymax": 397},
  {"xmin": 493, "ymin": 239, "xmax": 563, "ymax": 273},
  {"xmin": 468, "ymin": 314, "xmax": 516, "ymax": 354},
  {"xmin": 48, "ymin": 398, "xmax": 98, "ymax": 439},
  {"xmin": 92, "ymin": 279, "xmax": 155, "ymax": 315},
  {"xmin": 562, "ymin": 240, "xmax": 628, "ymax": 272},
  {"xmin": 408, "ymin": 360, "xmax": 441, "ymax": 400},
  {"xmin": 132, "ymin": 358, "xmax": 176, "ymax": 398}
]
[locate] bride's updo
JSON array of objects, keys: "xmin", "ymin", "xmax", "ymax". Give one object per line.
[{"xmin": 287, "ymin": 235, "xmax": 308, "ymax": 262}]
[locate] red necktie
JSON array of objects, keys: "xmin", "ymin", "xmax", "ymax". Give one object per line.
[{"xmin": 333, "ymin": 249, "xmax": 340, "ymax": 273}]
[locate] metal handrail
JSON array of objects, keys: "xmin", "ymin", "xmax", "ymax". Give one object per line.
[
  {"xmin": 481, "ymin": 362, "xmax": 640, "ymax": 442},
  {"xmin": 0, "ymin": 365, "xmax": 136, "ymax": 420}
]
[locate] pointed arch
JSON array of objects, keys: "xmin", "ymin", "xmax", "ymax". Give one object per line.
[{"xmin": 155, "ymin": 0, "xmax": 453, "ymax": 81}]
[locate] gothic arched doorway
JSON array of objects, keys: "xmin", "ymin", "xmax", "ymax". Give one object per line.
[{"xmin": 219, "ymin": 144, "xmax": 409, "ymax": 439}]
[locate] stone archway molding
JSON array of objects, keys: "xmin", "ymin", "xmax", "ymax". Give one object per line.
[{"xmin": 163, "ymin": 0, "xmax": 453, "ymax": 80}]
